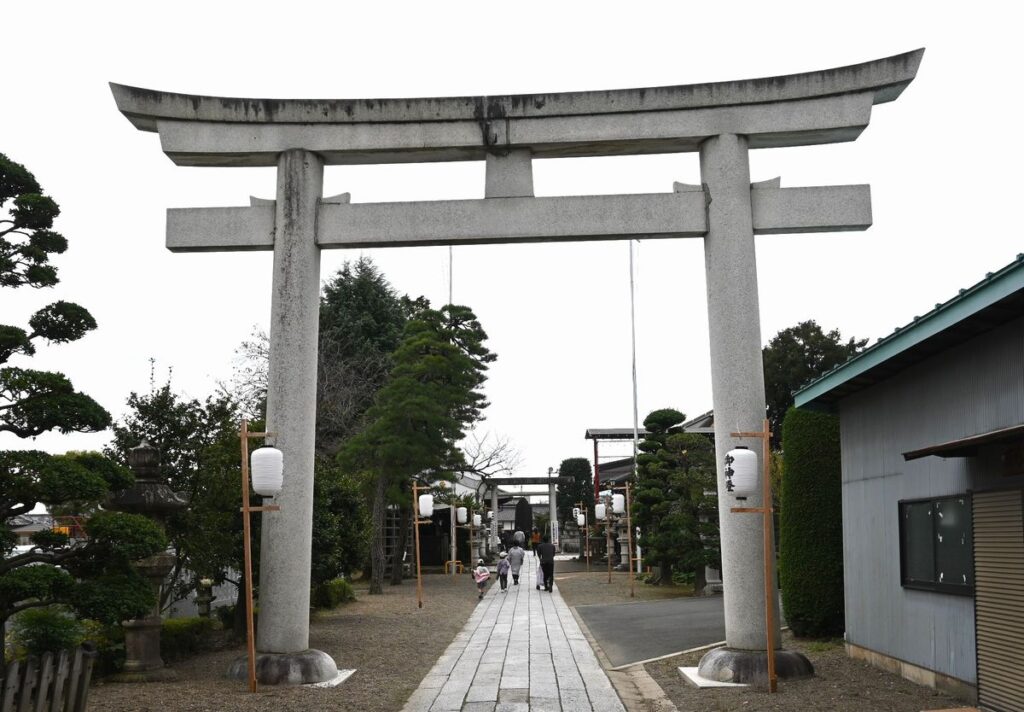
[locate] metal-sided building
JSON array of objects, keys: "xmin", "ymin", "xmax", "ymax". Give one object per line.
[{"xmin": 794, "ymin": 255, "xmax": 1024, "ymax": 709}]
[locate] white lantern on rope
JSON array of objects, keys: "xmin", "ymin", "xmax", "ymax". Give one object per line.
[
  {"xmin": 725, "ymin": 446, "xmax": 758, "ymax": 499},
  {"xmin": 612, "ymin": 493, "xmax": 625, "ymax": 515},
  {"xmin": 250, "ymin": 447, "xmax": 284, "ymax": 497},
  {"xmin": 577, "ymin": 513, "xmax": 586, "ymax": 527},
  {"xmin": 473, "ymin": 513, "xmax": 482, "ymax": 527},
  {"xmin": 595, "ymin": 503, "xmax": 607, "ymax": 520},
  {"xmin": 487, "ymin": 510, "xmax": 493, "ymax": 520},
  {"xmin": 456, "ymin": 506, "xmax": 468, "ymax": 524},
  {"xmin": 419, "ymin": 494, "xmax": 434, "ymax": 517},
  {"xmin": 572, "ymin": 507, "xmax": 581, "ymax": 518}
]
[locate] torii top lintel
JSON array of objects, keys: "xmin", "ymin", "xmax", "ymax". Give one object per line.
[{"xmin": 110, "ymin": 49, "xmax": 922, "ymax": 168}]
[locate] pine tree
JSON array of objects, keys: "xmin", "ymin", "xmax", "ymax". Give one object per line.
[
  {"xmin": 1, "ymin": 153, "xmax": 165, "ymax": 631},
  {"xmin": 339, "ymin": 305, "xmax": 495, "ymax": 594},
  {"xmin": 633, "ymin": 409, "xmax": 719, "ymax": 592}
]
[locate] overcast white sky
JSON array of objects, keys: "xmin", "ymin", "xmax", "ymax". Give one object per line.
[{"xmin": 2, "ymin": 2, "xmax": 1020, "ymax": 476}]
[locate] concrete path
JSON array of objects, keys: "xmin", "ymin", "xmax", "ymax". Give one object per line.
[
  {"xmin": 402, "ymin": 556, "xmax": 626, "ymax": 712},
  {"xmin": 574, "ymin": 596, "xmax": 725, "ymax": 668}
]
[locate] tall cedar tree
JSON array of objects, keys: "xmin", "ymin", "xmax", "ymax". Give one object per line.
[
  {"xmin": 340, "ymin": 305, "xmax": 495, "ymax": 594},
  {"xmin": 317, "ymin": 258, "xmax": 427, "ymax": 457},
  {"xmin": 633, "ymin": 409, "xmax": 720, "ymax": 592},
  {"xmin": 0, "ymin": 153, "xmax": 165, "ymax": 631},
  {"xmin": 762, "ymin": 320, "xmax": 866, "ymax": 446},
  {"xmin": 556, "ymin": 458, "xmax": 593, "ymax": 532},
  {"xmin": 226, "ymin": 258, "xmax": 413, "ymax": 585}
]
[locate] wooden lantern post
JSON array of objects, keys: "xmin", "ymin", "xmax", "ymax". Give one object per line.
[
  {"xmin": 575, "ymin": 500, "xmax": 591, "ymax": 573},
  {"xmin": 238, "ymin": 419, "xmax": 280, "ymax": 694},
  {"xmin": 624, "ymin": 482, "xmax": 635, "ymax": 599},
  {"xmin": 412, "ymin": 482, "xmax": 427, "ymax": 609},
  {"xmin": 728, "ymin": 418, "xmax": 778, "ymax": 693}
]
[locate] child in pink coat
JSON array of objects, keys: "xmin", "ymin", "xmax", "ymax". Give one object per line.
[{"xmin": 473, "ymin": 559, "xmax": 490, "ymax": 600}]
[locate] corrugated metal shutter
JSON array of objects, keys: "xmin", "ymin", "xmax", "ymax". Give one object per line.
[{"xmin": 973, "ymin": 489, "xmax": 1024, "ymax": 712}]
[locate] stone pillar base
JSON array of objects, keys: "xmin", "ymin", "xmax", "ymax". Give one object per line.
[
  {"xmin": 697, "ymin": 647, "xmax": 814, "ymax": 685},
  {"xmin": 228, "ymin": 648, "xmax": 338, "ymax": 685}
]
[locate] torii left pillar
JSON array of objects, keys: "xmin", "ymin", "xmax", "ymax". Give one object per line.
[{"xmin": 239, "ymin": 149, "xmax": 338, "ymax": 684}]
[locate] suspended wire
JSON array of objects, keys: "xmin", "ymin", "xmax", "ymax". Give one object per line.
[
  {"xmin": 629, "ymin": 239, "xmax": 640, "ymax": 477},
  {"xmin": 448, "ymin": 245, "xmax": 454, "ymax": 306}
]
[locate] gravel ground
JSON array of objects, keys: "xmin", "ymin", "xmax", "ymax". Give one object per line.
[
  {"xmin": 89, "ymin": 573, "xmax": 483, "ymax": 712},
  {"xmin": 644, "ymin": 634, "xmax": 967, "ymax": 712}
]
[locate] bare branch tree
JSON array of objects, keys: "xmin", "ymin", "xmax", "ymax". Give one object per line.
[{"xmin": 459, "ymin": 429, "xmax": 522, "ymax": 478}]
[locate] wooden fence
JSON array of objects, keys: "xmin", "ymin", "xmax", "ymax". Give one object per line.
[{"xmin": 0, "ymin": 644, "xmax": 97, "ymax": 712}]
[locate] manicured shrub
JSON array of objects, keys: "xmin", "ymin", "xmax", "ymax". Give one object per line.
[
  {"xmin": 160, "ymin": 617, "xmax": 217, "ymax": 662},
  {"xmin": 311, "ymin": 578, "xmax": 356, "ymax": 609},
  {"xmin": 779, "ymin": 407, "xmax": 845, "ymax": 638},
  {"xmin": 8, "ymin": 607, "xmax": 84, "ymax": 659}
]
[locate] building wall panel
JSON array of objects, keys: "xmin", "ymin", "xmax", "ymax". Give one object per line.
[{"xmin": 837, "ymin": 315, "xmax": 1024, "ymax": 684}]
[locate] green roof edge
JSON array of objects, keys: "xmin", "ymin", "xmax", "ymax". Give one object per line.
[{"xmin": 794, "ymin": 253, "xmax": 1024, "ymax": 411}]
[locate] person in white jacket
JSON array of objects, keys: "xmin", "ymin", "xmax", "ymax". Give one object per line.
[{"xmin": 506, "ymin": 544, "xmax": 526, "ymax": 585}]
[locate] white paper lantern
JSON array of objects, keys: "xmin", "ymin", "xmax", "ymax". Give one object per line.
[
  {"xmin": 473, "ymin": 513, "xmax": 482, "ymax": 527},
  {"xmin": 572, "ymin": 507, "xmax": 581, "ymax": 517},
  {"xmin": 577, "ymin": 513, "xmax": 585, "ymax": 527},
  {"xmin": 487, "ymin": 510, "xmax": 493, "ymax": 520},
  {"xmin": 725, "ymin": 447, "xmax": 758, "ymax": 498},
  {"xmin": 250, "ymin": 447, "xmax": 283, "ymax": 497},
  {"xmin": 595, "ymin": 503, "xmax": 607, "ymax": 520},
  {"xmin": 612, "ymin": 493, "xmax": 625, "ymax": 514},
  {"xmin": 419, "ymin": 494, "xmax": 434, "ymax": 517},
  {"xmin": 456, "ymin": 506, "xmax": 468, "ymax": 524}
]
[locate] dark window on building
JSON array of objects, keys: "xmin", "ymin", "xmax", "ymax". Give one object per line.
[{"xmin": 899, "ymin": 494, "xmax": 973, "ymax": 596}]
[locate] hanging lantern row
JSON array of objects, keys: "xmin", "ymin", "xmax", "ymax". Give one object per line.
[
  {"xmin": 251, "ymin": 447, "xmax": 284, "ymax": 497},
  {"xmin": 724, "ymin": 446, "xmax": 758, "ymax": 499}
]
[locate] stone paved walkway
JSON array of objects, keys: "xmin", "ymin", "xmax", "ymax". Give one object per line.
[{"xmin": 402, "ymin": 556, "xmax": 627, "ymax": 712}]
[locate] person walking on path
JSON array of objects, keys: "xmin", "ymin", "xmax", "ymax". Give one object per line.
[
  {"xmin": 507, "ymin": 542, "xmax": 525, "ymax": 585},
  {"xmin": 473, "ymin": 559, "xmax": 490, "ymax": 600},
  {"xmin": 531, "ymin": 528, "xmax": 541, "ymax": 557},
  {"xmin": 496, "ymin": 551, "xmax": 510, "ymax": 592},
  {"xmin": 537, "ymin": 535, "xmax": 556, "ymax": 592}
]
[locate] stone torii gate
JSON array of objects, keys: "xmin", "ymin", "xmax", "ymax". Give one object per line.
[{"xmin": 111, "ymin": 49, "xmax": 922, "ymax": 685}]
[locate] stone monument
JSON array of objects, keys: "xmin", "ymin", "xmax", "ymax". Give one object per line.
[
  {"xmin": 107, "ymin": 441, "xmax": 188, "ymax": 682},
  {"xmin": 110, "ymin": 49, "xmax": 922, "ymax": 684}
]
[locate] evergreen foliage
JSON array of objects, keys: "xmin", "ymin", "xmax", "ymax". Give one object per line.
[
  {"xmin": 556, "ymin": 458, "xmax": 593, "ymax": 530},
  {"xmin": 1, "ymin": 154, "xmax": 165, "ymax": 631},
  {"xmin": 106, "ymin": 379, "xmax": 243, "ymax": 610},
  {"xmin": 340, "ymin": 304, "xmax": 495, "ymax": 593},
  {"xmin": 633, "ymin": 408, "xmax": 719, "ymax": 592},
  {"xmin": 514, "ymin": 498, "xmax": 533, "ymax": 535},
  {"xmin": 779, "ymin": 406, "xmax": 844, "ymax": 637},
  {"xmin": 316, "ymin": 258, "xmax": 427, "ymax": 457},
  {"xmin": 763, "ymin": 320, "xmax": 866, "ymax": 446}
]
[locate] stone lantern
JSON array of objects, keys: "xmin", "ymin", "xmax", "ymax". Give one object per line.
[{"xmin": 107, "ymin": 440, "xmax": 188, "ymax": 681}]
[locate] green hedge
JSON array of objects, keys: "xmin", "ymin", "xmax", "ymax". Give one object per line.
[
  {"xmin": 311, "ymin": 578, "xmax": 356, "ymax": 609},
  {"xmin": 779, "ymin": 407, "xmax": 845, "ymax": 638},
  {"xmin": 160, "ymin": 617, "xmax": 217, "ymax": 662}
]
